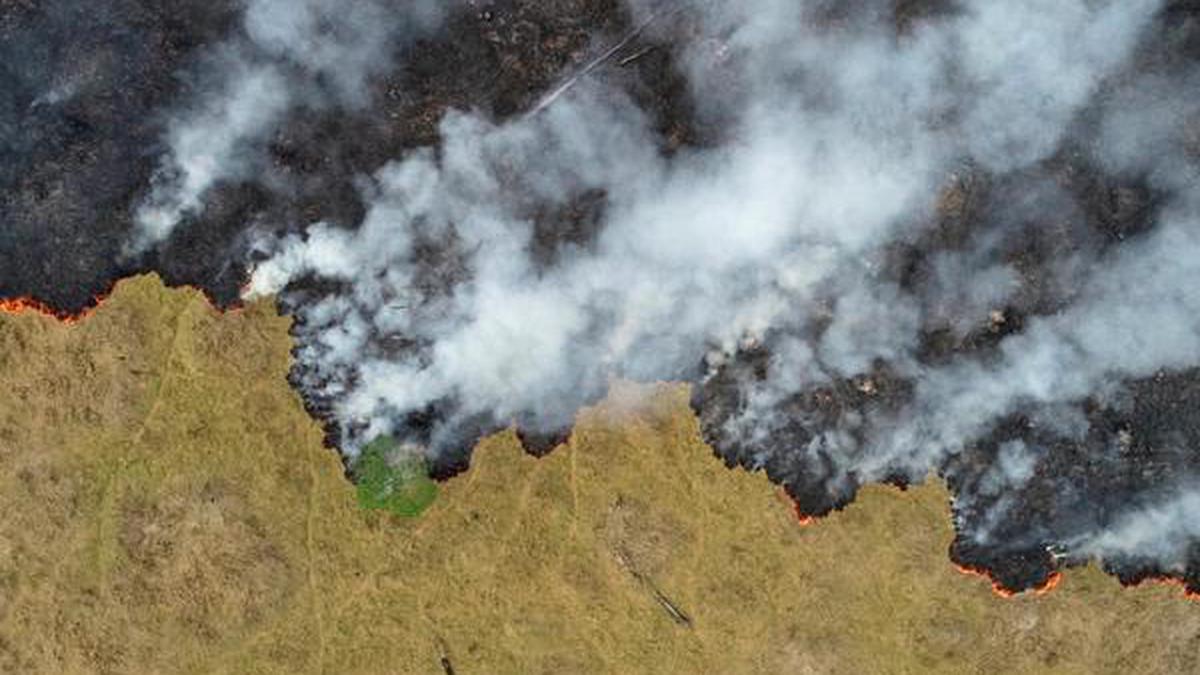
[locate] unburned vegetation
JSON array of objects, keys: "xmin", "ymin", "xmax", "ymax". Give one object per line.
[{"xmin": 0, "ymin": 274, "xmax": 1197, "ymax": 674}]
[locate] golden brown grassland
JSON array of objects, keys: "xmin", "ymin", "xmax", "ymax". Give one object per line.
[{"xmin": 0, "ymin": 274, "xmax": 1198, "ymax": 674}]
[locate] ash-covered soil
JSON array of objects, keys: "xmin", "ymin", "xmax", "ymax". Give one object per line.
[
  {"xmin": 5, "ymin": 0, "xmax": 1200, "ymax": 595},
  {"xmin": 0, "ymin": 0, "xmax": 243, "ymax": 307},
  {"xmin": 0, "ymin": 0, "xmax": 689, "ymax": 309}
]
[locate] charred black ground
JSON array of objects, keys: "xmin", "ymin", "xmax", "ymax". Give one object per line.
[{"xmin": 4, "ymin": 0, "xmax": 1200, "ymax": 595}]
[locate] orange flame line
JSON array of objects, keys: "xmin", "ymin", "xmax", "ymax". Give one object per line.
[
  {"xmin": 777, "ymin": 485, "xmax": 1064, "ymax": 598},
  {"xmin": 1033, "ymin": 571, "xmax": 1062, "ymax": 596},
  {"xmin": 953, "ymin": 564, "xmax": 1064, "ymax": 599},
  {"xmin": 953, "ymin": 564, "xmax": 1020, "ymax": 598},
  {"xmin": 0, "ymin": 295, "xmax": 103, "ymax": 324},
  {"xmin": 0, "ymin": 279, "xmax": 242, "ymax": 326},
  {"xmin": 954, "ymin": 564, "xmax": 1063, "ymax": 598},
  {"xmin": 778, "ymin": 488, "xmax": 1200, "ymax": 604},
  {"xmin": 1128, "ymin": 575, "xmax": 1200, "ymax": 602}
]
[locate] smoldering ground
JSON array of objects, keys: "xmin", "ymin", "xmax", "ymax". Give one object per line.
[{"xmin": 5, "ymin": 0, "xmax": 1200, "ymax": 593}]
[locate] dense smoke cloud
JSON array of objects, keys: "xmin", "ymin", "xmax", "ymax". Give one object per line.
[
  {"xmin": 232, "ymin": 0, "xmax": 1200, "ymax": 586},
  {"xmin": 249, "ymin": 0, "xmax": 959, "ymax": 445},
  {"xmin": 248, "ymin": 0, "xmax": 1157, "ymax": 442},
  {"xmin": 870, "ymin": 196, "xmax": 1200, "ymax": 471},
  {"xmin": 128, "ymin": 0, "xmax": 447, "ymax": 253},
  {"xmin": 1073, "ymin": 486, "xmax": 1200, "ymax": 569}
]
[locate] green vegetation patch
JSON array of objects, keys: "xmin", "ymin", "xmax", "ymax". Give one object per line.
[{"xmin": 353, "ymin": 435, "xmax": 438, "ymax": 517}]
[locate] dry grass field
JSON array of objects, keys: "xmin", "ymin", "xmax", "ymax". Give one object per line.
[{"xmin": 0, "ymin": 274, "xmax": 1198, "ymax": 674}]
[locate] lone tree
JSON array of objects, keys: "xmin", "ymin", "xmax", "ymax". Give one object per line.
[{"xmin": 353, "ymin": 435, "xmax": 438, "ymax": 517}]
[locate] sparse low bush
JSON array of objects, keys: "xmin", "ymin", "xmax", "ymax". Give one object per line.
[{"xmin": 353, "ymin": 436, "xmax": 438, "ymax": 517}]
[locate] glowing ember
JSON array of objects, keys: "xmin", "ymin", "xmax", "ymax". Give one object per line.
[
  {"xmin": 776, "ymin": 488, "xmax": 819, "ymax": 527},
  {"xmin": 953, "ymin": 564, "xmax": 1062, "ymax": 599},
  {"xmin": 0, "ymin": 280, "xmax": 234, "ymax": 326},
  {"xmin": 954, "ymin": 564, "xmax": 1017, "ymax": 598},
  {"xmin": 0, "ymin": 296, "xmax": 97, "ymax": 324},
  {"xmin": 1131, "ymin": 576, "xmax": 1200, "ymax": 602},
  {"xmin": 1033, "ymin": 572, "xmax": 1062, "ymax": 596}
]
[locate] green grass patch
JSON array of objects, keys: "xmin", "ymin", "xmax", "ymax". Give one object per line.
[{"xmin": 353, "ymin": 436, "xmax": 438, "ymax": 517}]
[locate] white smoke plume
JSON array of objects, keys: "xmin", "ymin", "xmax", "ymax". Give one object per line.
[
  {"xmin": 867, "ymin": 199, "xmax": 1200, "ymax": 479},
  {"xmin": 127, "ymin": 0, "xmax": 447, "ymax": 253},
  {"xmin": 240, "ymin": 0, "xmax": 1200, "ymax": 576},
  {"xmin": 1073, "ymin": 486, "xmax": 1200, "ymax": 570},
  {"xmin": 249, "ymin": 0, "xmax": 1171, "ymax": 442}
]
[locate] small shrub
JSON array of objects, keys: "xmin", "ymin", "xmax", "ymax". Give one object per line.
[{"xmin": 353, "ymin": 436, "xmax": 438, "ymax": 517}]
